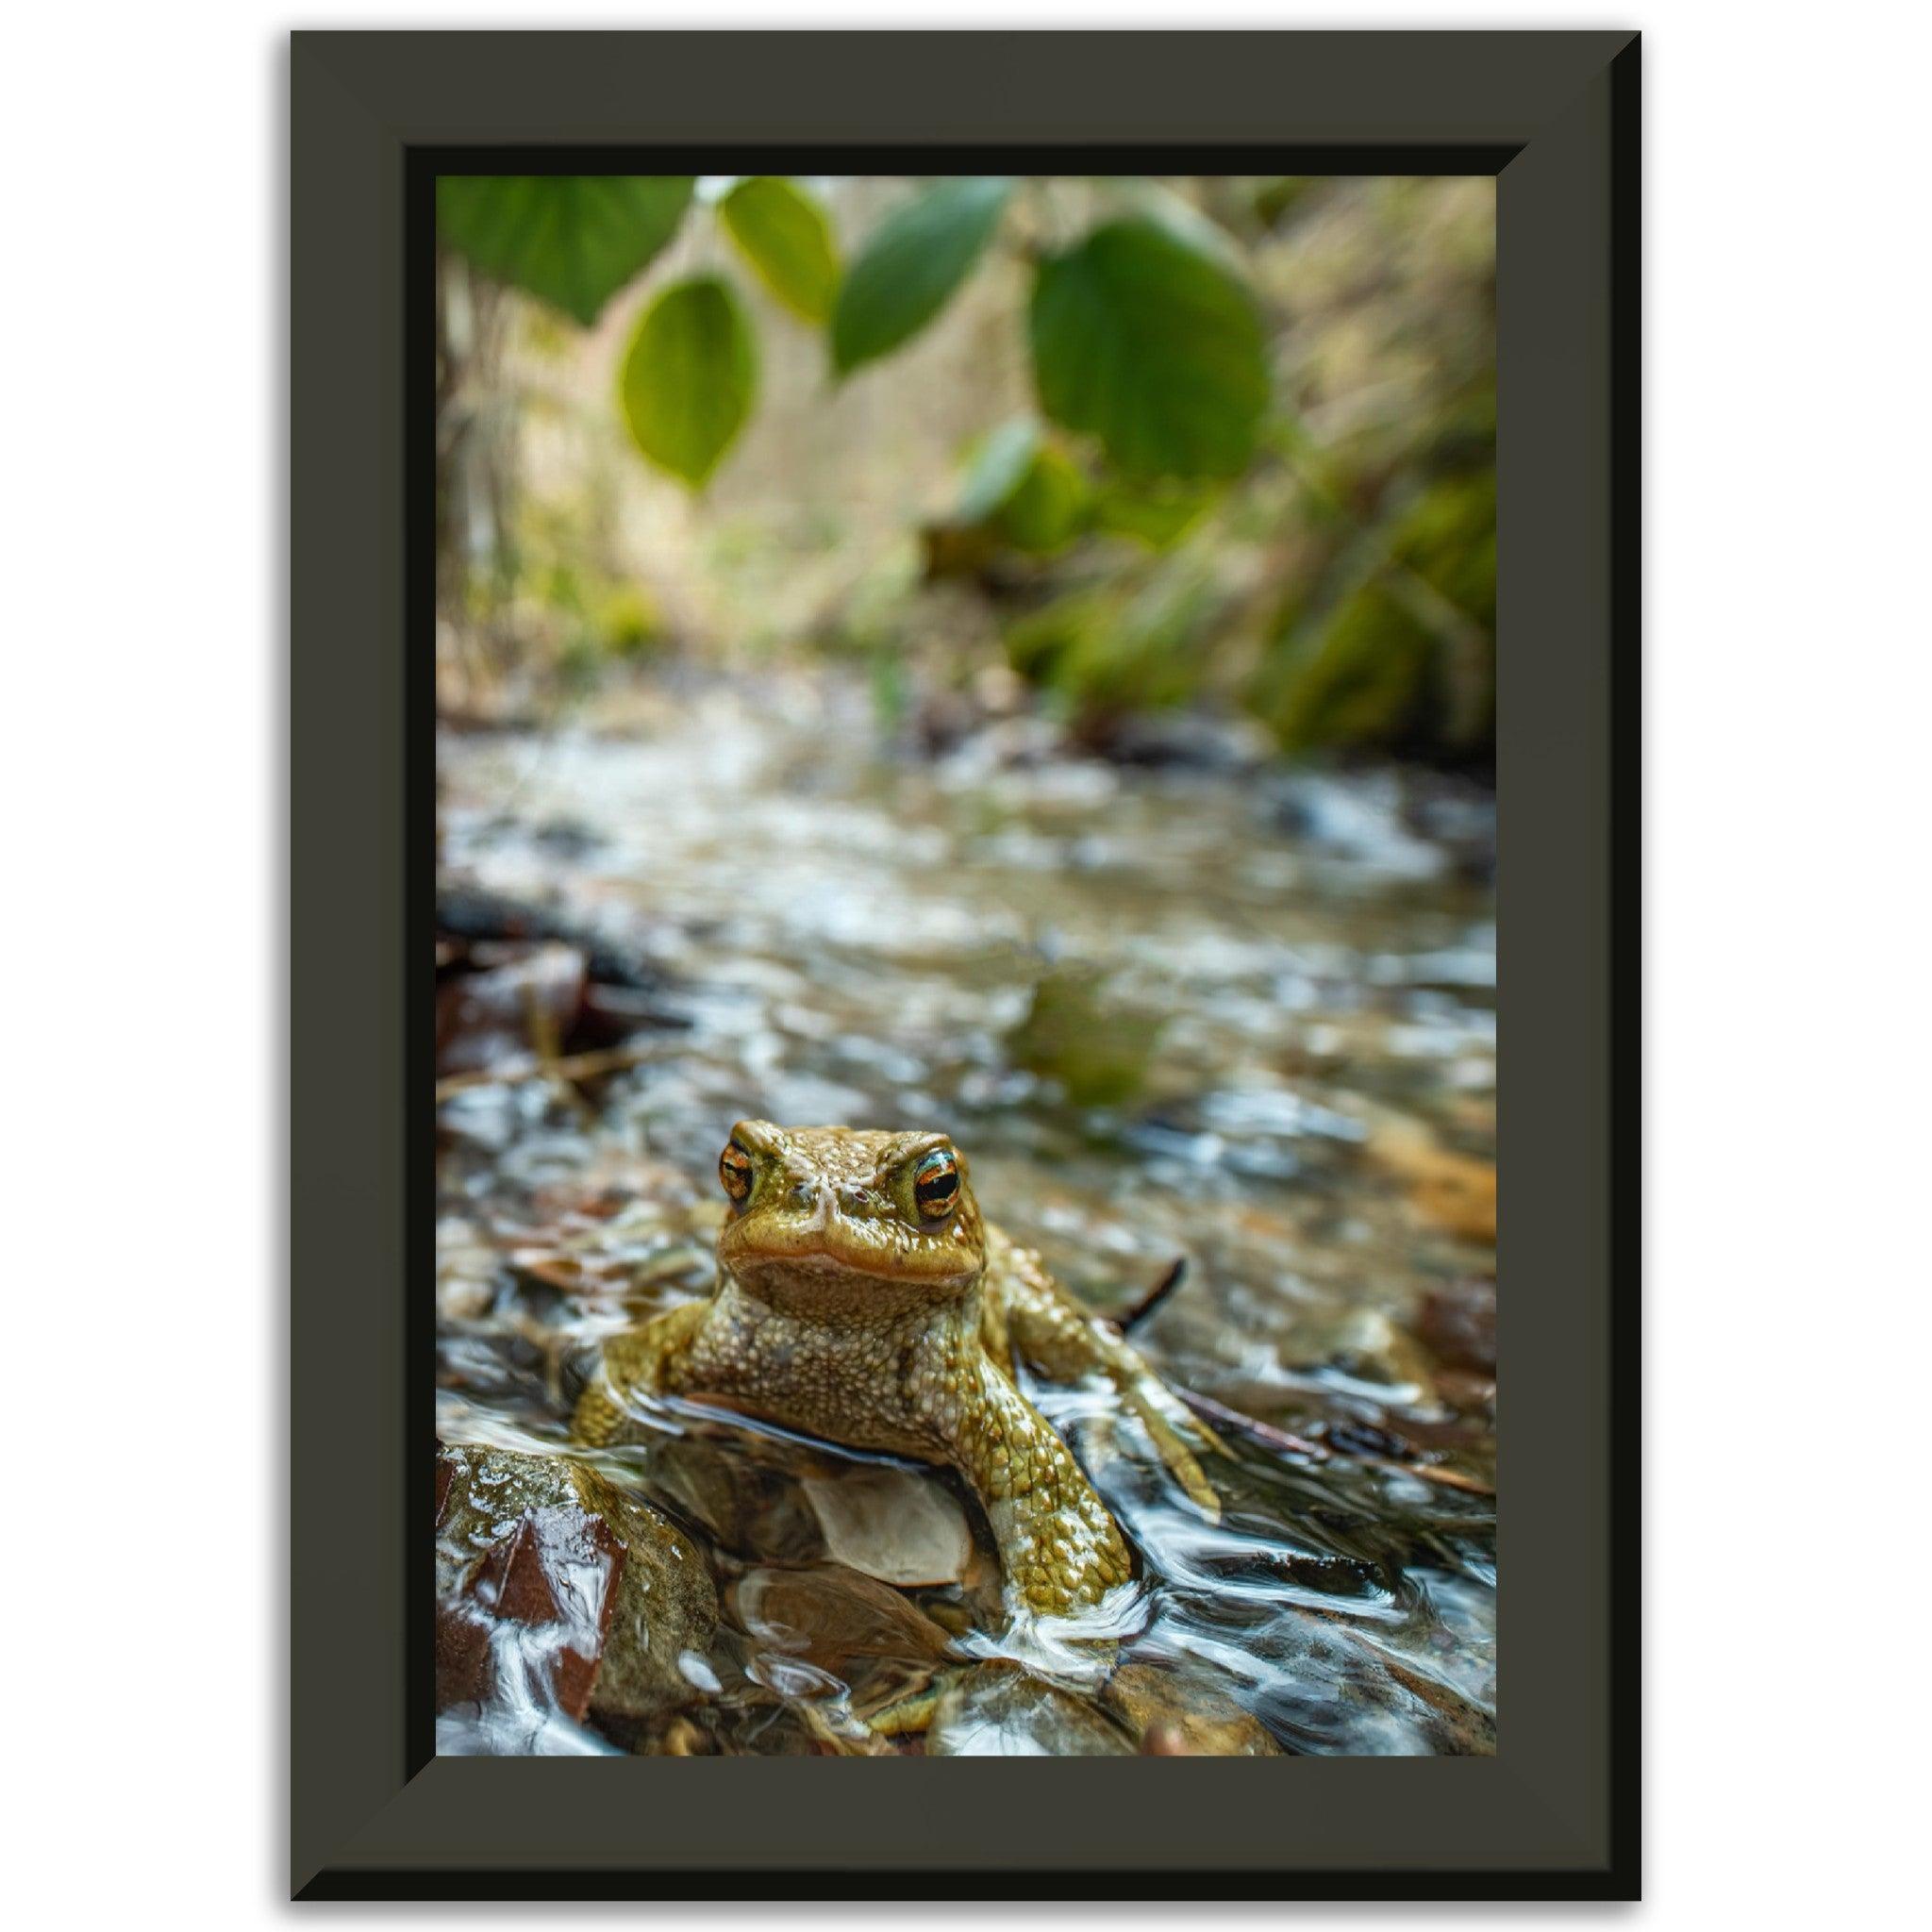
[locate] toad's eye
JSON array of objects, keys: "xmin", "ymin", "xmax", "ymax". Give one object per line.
[
  {"xmin": 719, "ymin": 1140, "xmax": 755, "ymax": 1204},
  {"xmin": 912, "ymin": 1148, "xmax": 959, "ymax": 1221}
]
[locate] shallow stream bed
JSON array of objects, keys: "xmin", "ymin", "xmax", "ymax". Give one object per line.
[{"xmin": 433, "ymin": 675, "xmax": 1497, "ymax": 1757}]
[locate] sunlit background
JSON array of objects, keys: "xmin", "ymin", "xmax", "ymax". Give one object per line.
[{"xmin": 435, "ymin": 174, "xmax": 1493, "ymax": 761}]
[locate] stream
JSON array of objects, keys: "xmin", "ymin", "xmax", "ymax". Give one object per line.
[{"xmin": 433, "ymin": 671, "xmax": 1498, "ymax": 1757}]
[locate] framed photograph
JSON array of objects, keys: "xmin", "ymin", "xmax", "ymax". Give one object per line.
[{"xmin": 291, "ymin": 26, "xmax": 1638, "ymax": 1900}]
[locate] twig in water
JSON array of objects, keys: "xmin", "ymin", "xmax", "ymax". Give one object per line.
[
  {"xmin": 1177, "ymin": 1388, "xmax": 1494, "ymax": 1498},
  {"xmin": 1118, "ymin": 1256, "xmax": 1190, "ymax": 1333}
]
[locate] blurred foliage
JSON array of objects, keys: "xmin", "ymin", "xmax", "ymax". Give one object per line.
[
  {"xmin": 1030, "ymin": 214, "xmax": 1270, "ymax": 480},
  {"xmin": 1252, "ymin": 389, "xmax": 1497, "ymax": 753},
  {"xmin": 453, "ymin": 489, "xmax": 665, "ymax": 692},
  {"xmin": 437, "ymin": 176, "xmax": 694, "ymax": 325},
  {"xmin": 618, "ymin": 275, "xmax": 758, "ymax": 486},
  {"xmin": 832, "ymin": 177, "xmax": 1010, "ymax": 375},
  {"xmin": 720, "ymin": 175, "xmax": 841, "ymax": 324},
  {"xmin": 441, "ymin": 174, "xmax": 1272, "ymax": 496},
  {"xmin": 1005, "ymin": 561, "xmax": 1226, "ymax": 718},
  {"xmin": 436, "ymin": 173, "xmax": 1494, "ymax": 764},
  {"xmin": 1257, "ymin": 462, "xmax": 1496, "ymax": 753}
]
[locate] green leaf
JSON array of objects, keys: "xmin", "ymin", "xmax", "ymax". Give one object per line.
[
  {"xmin": 946, "ymin": 418, "xmax": 1088, "ymax": 558},
  {"xmin": 618, "ymin": 275, "xmax": 758, "ymax": 487},
  {"xmin": 831, "ymin": 177, "xmax": 1011, "ymax": 375},
  {"xmin": 720, "ymin": 176, "xmax": 841, "ymax": 324},
  {"xmin": 438, "ymin": 176, "xmax": 694, "ymax": 325},
  {"xmin": 956, "ymin": 418, "xmax": 1042, "ymax": 524},
  {"xmin": 995, "ymin": 445, "xmax": 1089, "ymax": 556},
  {"xmin": 1030, "ymin": 215, "xmax": 1270, "ymax": 480}
]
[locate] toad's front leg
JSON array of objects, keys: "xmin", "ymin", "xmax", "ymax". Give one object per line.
[
  {"xmin": 991, "ymin": 1241, "xmax": 1225, "ymax": 1518},
  {"xmin": 571, "ymin": 1300, "xmax": 712, "ymax": 1447},
  {"xmin": 941, "ymin": 1361, "xmax": 1133, "ymax": 1618}
]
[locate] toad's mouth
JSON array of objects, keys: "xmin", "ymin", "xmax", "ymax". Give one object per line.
[{"xmin": 721, "ymin": 1226, "xmax": 980, "ymax": 1291}]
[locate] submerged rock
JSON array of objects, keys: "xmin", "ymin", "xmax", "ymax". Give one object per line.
[
  {"xmin": 926, "ymin": 1663, "xmax": 1135, "ymax": 1757},
  {"xmin": 1241, "ymin": 1612, "xmax": 1496, "ymax": 1757},
  {"xmin": 1103, "ymin": 1661, "xmax": 1281, "ymax": 1756},
  {"xmin": 1418, "ymin": 1274, "xmax": 1497, "ymax": 1375},
  {"xmin": 642, "ymin": 1436, "xmax": 825, "ymax": 1564},
  {"xmin": 802, "ymin": 1467, "xmax": 975, "ymax": 1588},
  {"xmin": 435, "ymin": 1444, "xmax": 717, "ymax": 1732},
  {"xmin": 732, "ymin": 1564, "xmax": 956, "ymax": 1678}
]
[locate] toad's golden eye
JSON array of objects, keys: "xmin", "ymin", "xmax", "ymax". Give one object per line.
[
  {"xmin": 912, "ymin": 1147, "xmax": 959, "ymax": 1220},
  {"xmin": 719, "ymin": 1139, "xmax": 755, "ymax": 1204}
]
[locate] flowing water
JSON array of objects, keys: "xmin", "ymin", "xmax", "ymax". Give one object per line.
[{"xmin": 433, "ymin": 672, "xmax": 1497, "ymax": 1757}]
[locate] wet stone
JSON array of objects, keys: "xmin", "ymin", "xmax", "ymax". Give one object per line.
[
  {"xmin": 1300, "ymin": 1306, "xmax": 1435, "ymax": 1392},
  {"xmin": 926, "ymin": 1663, "xmax": 1136, "ymax": 1757},
  {"xmin": 435, "ymin": 1444, "xmax": 718, "ymax": 1730},
  {"xmin": 643, "ymin": 1436, "xmax": 826, "ymax": 1564},
  {"xmin": 436, "ymin": 1216, "xmax": 501, "ymax": 1323},
  {"xmin": 1103, "ymin": 1661, "xmax": 1282, "ymax": 1757},
  {"xmin": 1418, "ymin": 1274, "xmax": 1497, "ymax": 1376}
]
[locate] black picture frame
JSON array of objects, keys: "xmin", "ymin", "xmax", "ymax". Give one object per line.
[{"xmin": 291, "ymin": 26, "xmax": 1639, "ymax": 1901}]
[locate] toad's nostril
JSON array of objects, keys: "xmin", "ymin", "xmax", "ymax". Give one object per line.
[
  {"xmin": 839, "ymin": 1185, "xmax": 867, "ymax": 1210},
  {"xmin": 791, "ymin": 1180, "xmax": 818, "ymax": 1208}
]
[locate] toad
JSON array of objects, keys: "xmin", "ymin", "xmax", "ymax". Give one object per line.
[{"xmin": 573, "ymin": 1122, "xmax": 1222, "ymax": 1617}]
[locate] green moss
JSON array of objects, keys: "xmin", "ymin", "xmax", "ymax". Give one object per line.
[
  {"xmin": 1008, "ymin": 965, "xmax": 1163, "ymax": 1108},
  {"xmin": 1003, "ymin": 556, "xmax": 1222, "ymax": 718},
  {"xmin": 1249, "ymin": 464, "xmax": 1494, "ymax": 757}
]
